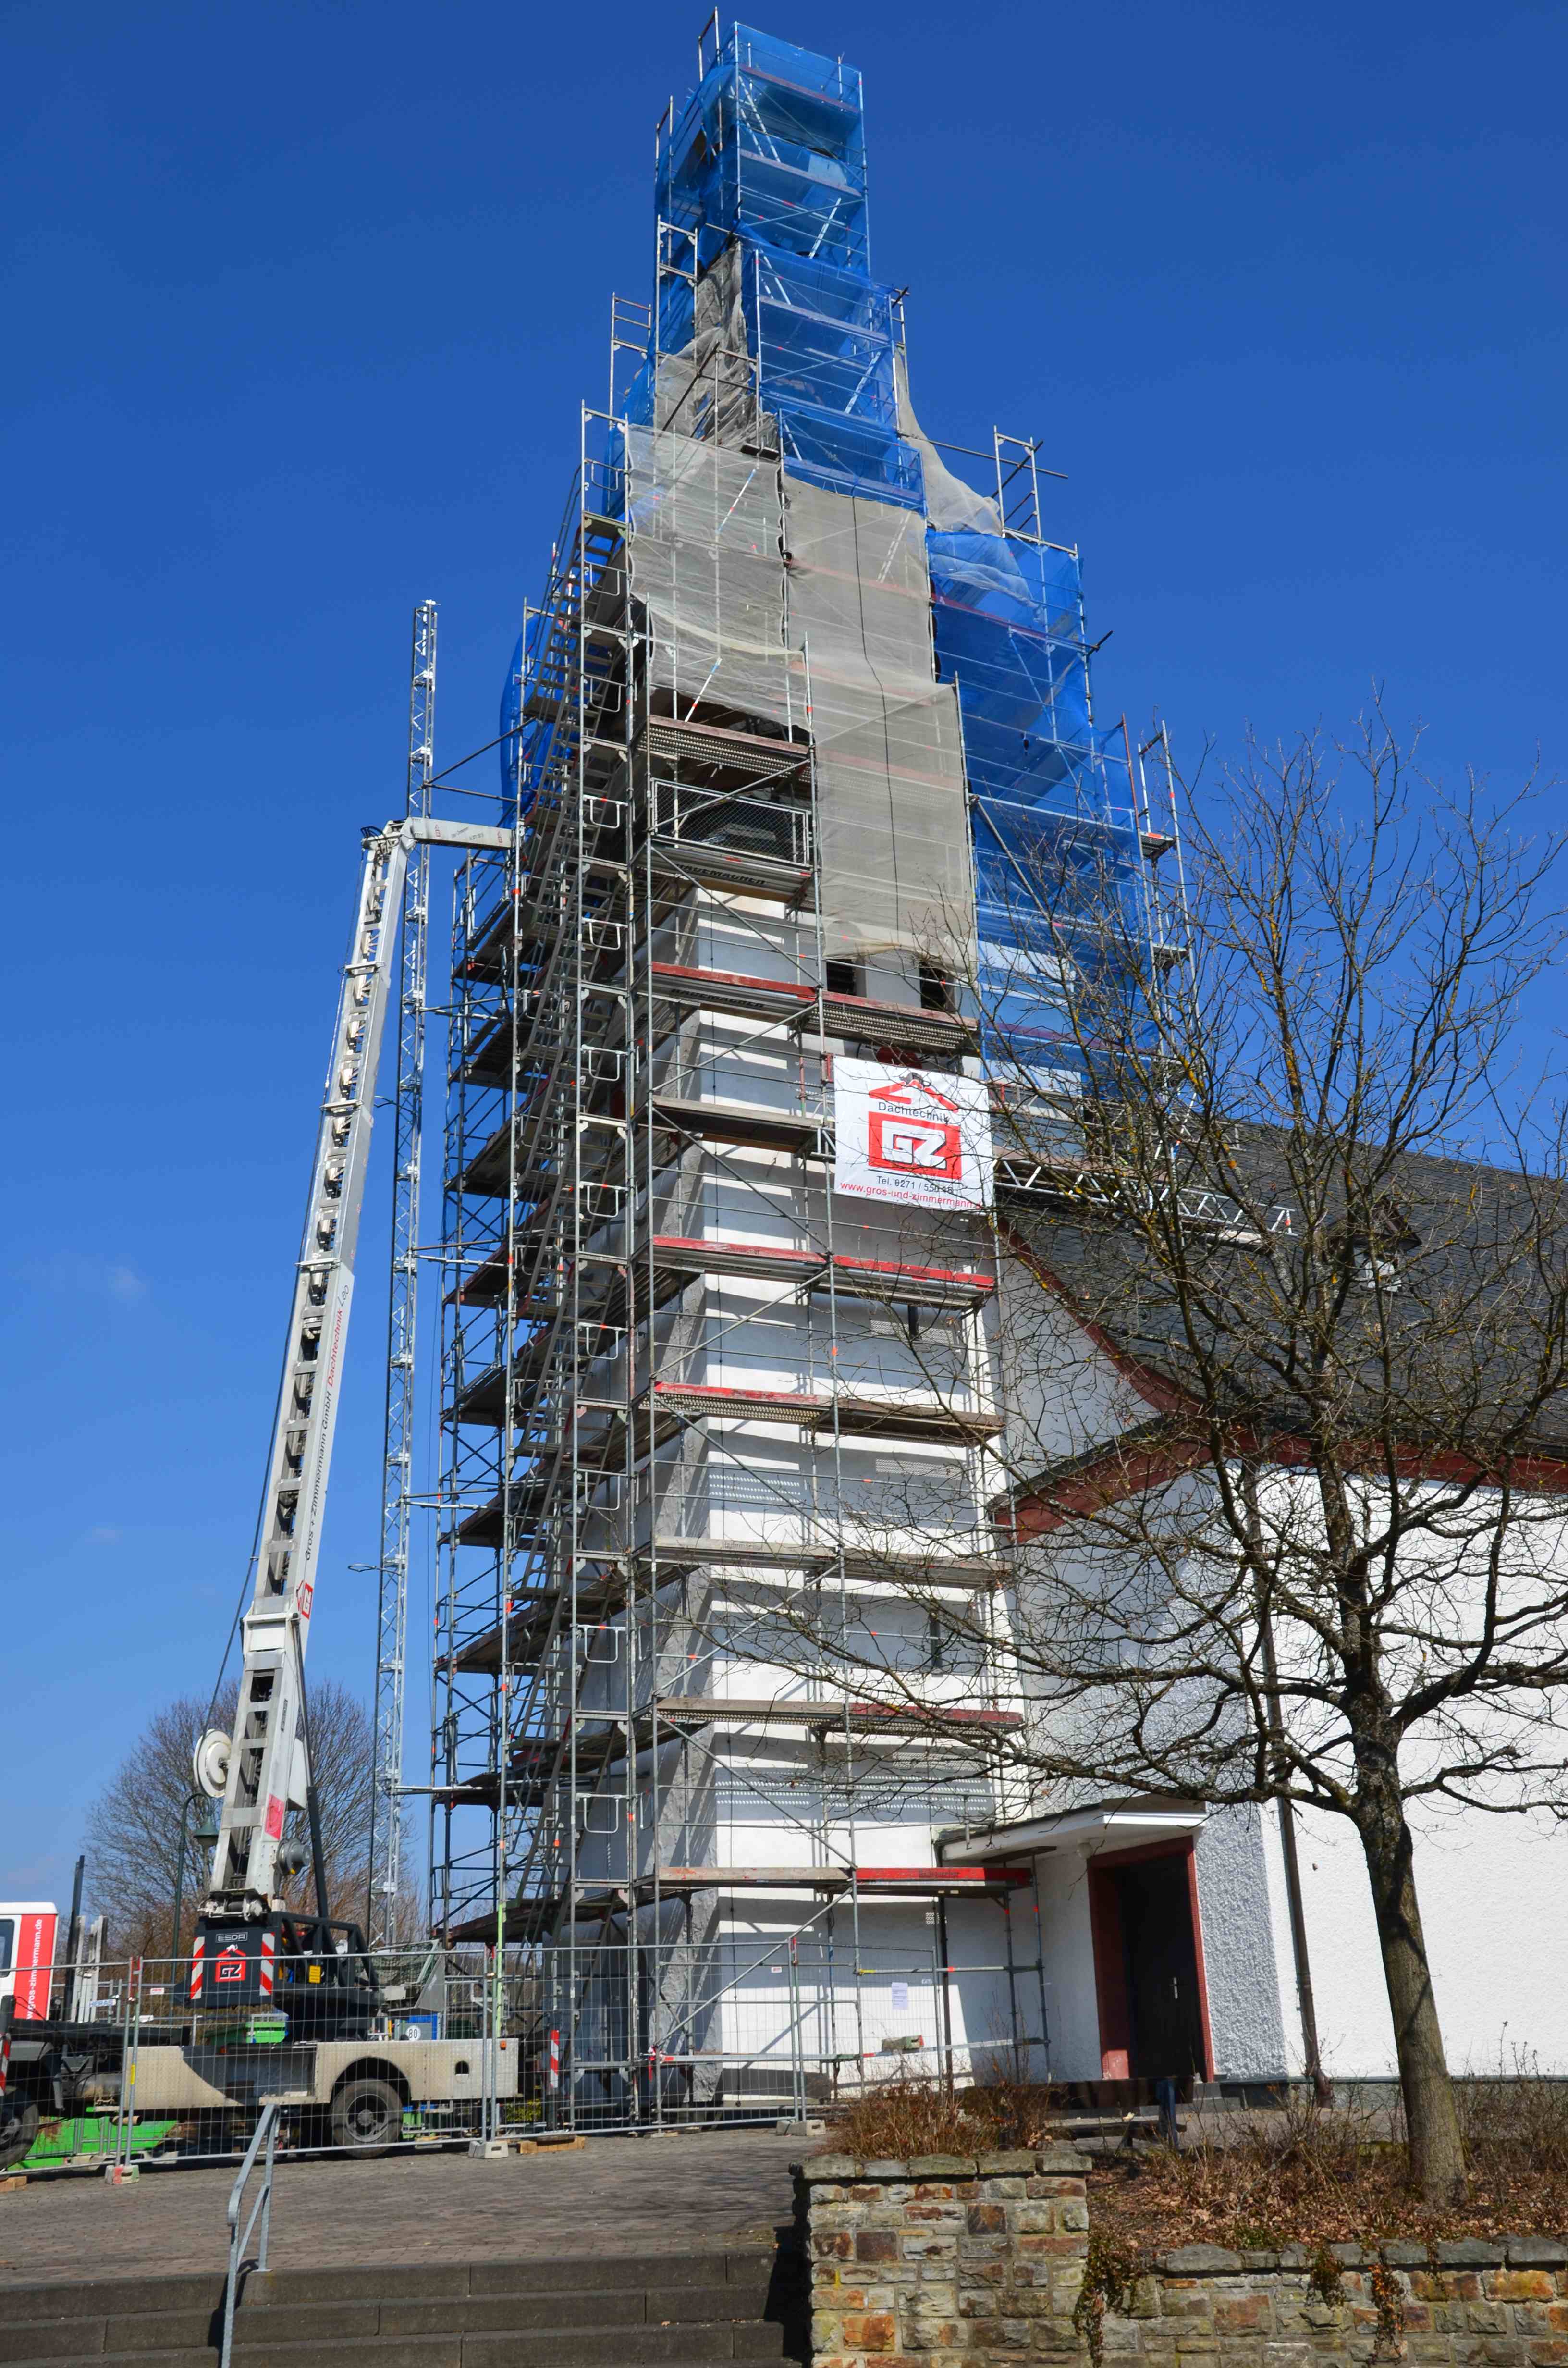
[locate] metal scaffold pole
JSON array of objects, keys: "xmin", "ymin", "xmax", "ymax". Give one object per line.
[{"xmin": 369, "ymin": 597, "xmax": 438, "ymax": 1947}]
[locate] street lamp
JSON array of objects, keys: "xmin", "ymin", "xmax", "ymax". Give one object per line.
[{"xmin": 169, "ymin": 1792, "xmax": 220, "ymax": 1966}]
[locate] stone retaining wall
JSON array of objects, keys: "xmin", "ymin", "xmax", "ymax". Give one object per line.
[
  {"xmin": 1100, "ymin": 2238, "xmax": 1568, "ymax": 2368},
  {"xmin": 799, "ymin": 2146, "xmax": 1089, "ymax": 2368},
  {"xmin": 796, "ymin": 2152, "xmax": 1568, "ymax": 2368}
]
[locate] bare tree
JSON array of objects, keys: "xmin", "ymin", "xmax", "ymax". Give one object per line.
[
  {"xmin": 754, "ymin": 715, "xmax": 1568, "ymax": 2203},
  {"xmin": 83, "ymin": 1678, "xmax": 402, "ymax": 1957}
]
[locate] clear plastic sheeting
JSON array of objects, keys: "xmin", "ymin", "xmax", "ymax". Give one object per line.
[
  {"xmin": 783, "ymin": 476, "xmax": 970, "ymax": 961},
  {"xmin": 623, "ymin": 423, "xmax": 794, "ymax": 732}
]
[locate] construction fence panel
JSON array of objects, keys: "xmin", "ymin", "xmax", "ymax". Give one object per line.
[{"xmin": 5, "ymin": 1931, "xmax": 1047, "ymax": 2174}]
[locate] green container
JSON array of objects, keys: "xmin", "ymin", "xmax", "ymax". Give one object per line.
[
  {"xmin": 207, "ymin": 2014, "xmax": 289, "ymax": 2047},
  {"xmin": 24, "ymin": 2114, "xmax": 181, "ymax": 2168}
]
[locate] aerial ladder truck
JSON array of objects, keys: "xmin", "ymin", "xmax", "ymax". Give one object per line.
[{"xmin": 0, "ymin": 813, "xmax": 519, "ymax": 2166}]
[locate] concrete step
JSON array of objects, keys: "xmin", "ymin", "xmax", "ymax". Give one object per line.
[
  {"xmin": 376, "ymin": 2283, "xmax": 779, "ymax": 2341},
  {"xmin": 10, "ymin": 2356, "xmax": 222, "ymax": 2368},
  {"xmin": 0, "ymin": 2248, "xmax": 785, "ymax": 2323},
  {"xmin": 0, "ymin": 2273, "xmax": 226, "ymax": 2326},
  {"xmin": 0, "ymin": 2285, "xmax": 784, "ymax": 2364},
  {"xmin": 459, "ymin": 2323, "xmax": 787, "ymax": 2366},
  {"xmin": 0, "ymin": 2244, "xmax": 806, "ymax": 2368},
  {"xmin": 0, "ymin": 2273, "xmax": 782, "ymax": 2349},
  {"xmin": 7, "ymin": 2343, "xmax": 785, "ymax": 2368},
  {"xmin": 7, "ymin": 2349, "xmax": 451, "ymax": 2368}
]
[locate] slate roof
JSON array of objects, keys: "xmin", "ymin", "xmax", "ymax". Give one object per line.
[{"xmin": 1001, "ymin": 1118, "xmax": 1568, "ymax": 1468}]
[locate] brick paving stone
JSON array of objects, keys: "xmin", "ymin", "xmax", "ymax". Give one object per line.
[{"xmin": 0, "ymin": 2129, "xmax": 805, "ymax": 2288}]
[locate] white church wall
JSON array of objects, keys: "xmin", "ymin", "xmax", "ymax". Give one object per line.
[
  {"xmin": 1287, "ymin": 1806, "xmax": 1395, "ymax": 2079},
  {"xmin": 1031, "ymin": 1846, "xmax": 1102, "ymax": 2083},
  {"xmin": 994, "ymin": 1273, "xmax": 1146, "ymax": 1473},
  {"xmin": 1247, "ymin": 1467, "xmax": 1568, "ymax": 2079},
  {"xmin": 1256, "ymin": 1804, "xmax": 1309, "ymax": 2077},
  {"xmin": 1193, "ymin": 1805, "xmax": 1290, "ymax": 2081},
  {"xmin": 1009, "ymin": 1449, "xmax": 1568, "ymax": 2089},
  {"xmin": 1288, "ymin": 1800, "xmax": 1568, "ymax": 2081}
]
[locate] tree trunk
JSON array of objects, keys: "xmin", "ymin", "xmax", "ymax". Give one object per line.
[{"xmin": 1354, "ymin": 1748, "xmax": 1466, "ymax": 2202}]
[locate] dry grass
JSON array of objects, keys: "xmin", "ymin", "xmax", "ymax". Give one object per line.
[{"xmin": 823, "ymin": 2066, "xmax": 1568, "ymax": 2253}]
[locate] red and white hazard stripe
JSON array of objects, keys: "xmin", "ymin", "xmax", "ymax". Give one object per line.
[
  {"xmin": 548, "ymin": 2029, "xmax": 560, "ymax": 2092},
  {"xmin": 258, "ymin": 1931, "xmax": 276, "ymax": 1998},
  {"xmin": 189, "ymin": 1935, "xmax": 206, "ymax": 2002}
]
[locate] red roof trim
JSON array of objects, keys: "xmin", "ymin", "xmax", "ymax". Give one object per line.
[
  {"xmin": 995, "ymin": 1220, "xmax": 1195, "ymax": 1420},
  {"xmin": 1008, "ymin": 1429, "xmax": 1568, "ymax": 1537}
]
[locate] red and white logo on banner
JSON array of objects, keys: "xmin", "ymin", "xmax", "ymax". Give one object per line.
[
  {"xmin": 868, "ymin": 1093, "xmax": 963, "ymax": 1182},
  {"xmin": 833, "ymin": 1059, "xmax": 992, "ymax": 1211}
]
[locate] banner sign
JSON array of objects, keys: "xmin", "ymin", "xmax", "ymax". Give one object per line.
[{"xmin": 832, "ymin": 1059, "xmax": 993, "ymax": 1212}]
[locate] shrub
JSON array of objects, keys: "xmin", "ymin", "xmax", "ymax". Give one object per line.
[{"xmin": 828, "ymin": 2070, "xmax": 1063, "ymax": 2160}]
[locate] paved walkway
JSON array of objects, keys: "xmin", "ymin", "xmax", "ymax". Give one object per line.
[{"xmin": 0, "ymin": 2130, "xmax": 805, "ymax": 2289}]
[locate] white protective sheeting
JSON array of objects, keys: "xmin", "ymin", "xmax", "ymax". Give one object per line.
[
  {"xmin": 622, "ymin": 416, "xmax": 975, "ymax": 963},
  {"xmin": 624, "ymin": 423, "xmax": 795, "ymax": 732},
  {"xmin": 894, "ymin": 352, "xmax": 1002, "ymax": 535},
  {"xmin": 654, "ymin": 244, "xmax": 774, "ymax": 450},
  {"xmin": 783, "ymin": 475, "xmax": 971, "ymax": 959}
]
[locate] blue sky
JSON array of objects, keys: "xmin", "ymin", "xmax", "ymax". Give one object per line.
[{"xmin": 3, "ymin": 0, "xmax": 1564, "ymax": 1914}]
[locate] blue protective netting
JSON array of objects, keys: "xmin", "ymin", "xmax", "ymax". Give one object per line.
[
  {"xmin": 749, "ymin": 246, "xmax": 919, "ymax": 506},
  {"xmin": 930, "ymin": 532, "xmax": 1092, "ymax": 789},
  {"xmin": 499, "ymin": 633, "xmax": 524, "ymax": 813},
  {"xmin": 925, "ymin": 522, "xmax": 1152, "ymax": 1065},
  {"xmin": 657, "ymin": 29, "xmax": 868, "ymax": 275},
  {"xmin": 650, "ymin": 25, "xmax": 922, "ymax": 510},
  {"xmin": 497, "ymin": 600, "xmax": 570, "ymax": 821},
  {"xmin": 502, "ymin": 21, "xmax": 1169, "ymax": 1063}
]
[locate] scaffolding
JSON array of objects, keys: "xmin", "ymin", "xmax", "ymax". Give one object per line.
[
  {"xmin": 368, "ymin": 600, "xmax": 437, "ymax": 1947},
  {"xmin": 415, "ymin": 19, "xmax": 1185, "ymax": 2127}
]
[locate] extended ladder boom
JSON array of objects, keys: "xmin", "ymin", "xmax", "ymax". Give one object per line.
[{"xmin": 200, "ymin": 815, "xmax": 510, "ymax": 1921}]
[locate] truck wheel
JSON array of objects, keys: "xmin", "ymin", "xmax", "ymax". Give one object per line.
[
  {"xmin": 0, "ymin": 2100, "xmax": 39, "ymax": 2171},
  {"xmin": 329, "ymin": 2075, "xmax": 403, "ymax": 2153}
]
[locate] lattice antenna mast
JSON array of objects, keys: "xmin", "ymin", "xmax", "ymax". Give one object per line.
[{"xmin": 369, "ymin": 598, "xmax": 437, "ymax": 1946}]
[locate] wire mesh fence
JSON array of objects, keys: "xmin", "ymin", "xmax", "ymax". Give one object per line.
[{"xmin": 3, "ymin": 1926, "xmax": 1045, "ymax": 2173}]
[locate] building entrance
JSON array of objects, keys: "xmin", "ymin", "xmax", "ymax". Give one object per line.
[
  {"xmin": 1116, "ymin": 1852, "xmax": 1206, "ymax": 2078},
  {"xmin": 1090, "ymin": 1843, "xmax": 1210, "ymax": 2084}
]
